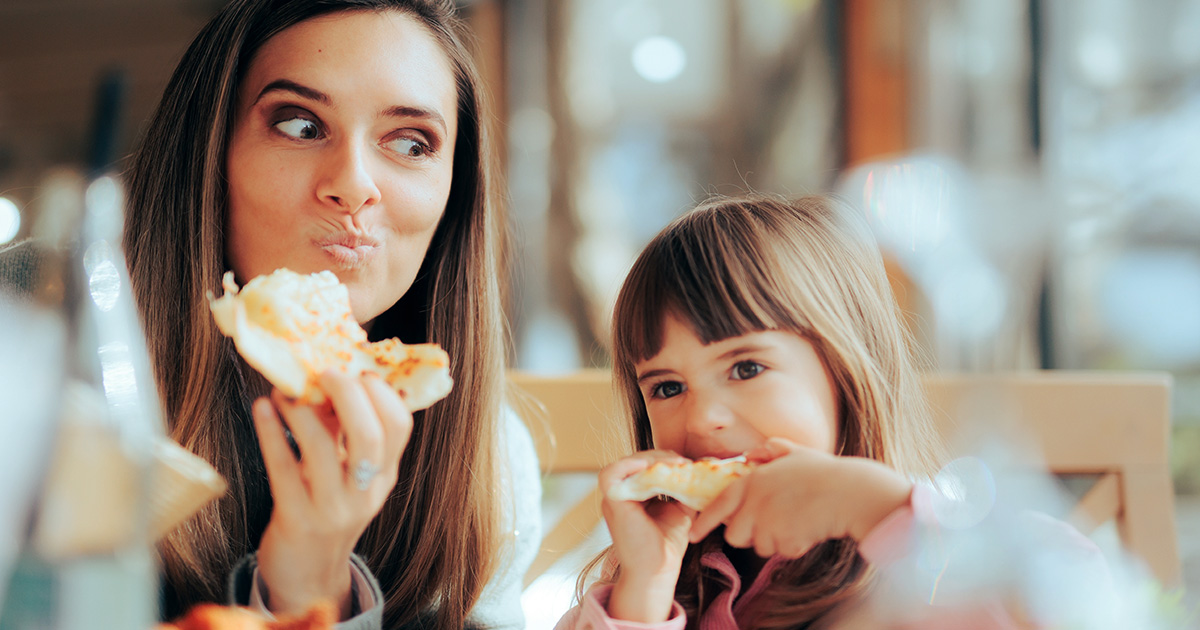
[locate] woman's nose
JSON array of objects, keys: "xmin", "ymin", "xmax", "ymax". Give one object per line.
[{"xmin": 316, "ymin": 140, "xmax": 382, "ymax": 213}]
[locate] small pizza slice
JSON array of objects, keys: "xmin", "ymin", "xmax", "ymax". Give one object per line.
[
  {"xmin": 607, "ymin": 456, "xmax": 755, "ymax": 511},
  {"xmin": 207, "ymin": 268, "xmax": 453, "ymax": 409}
]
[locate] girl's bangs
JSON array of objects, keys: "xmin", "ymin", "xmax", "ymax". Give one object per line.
[{"xmin": 615, "ymin": 213, "xmax": 798, "ymax": 365}]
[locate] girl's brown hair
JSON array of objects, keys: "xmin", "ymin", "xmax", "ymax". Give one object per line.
[
  {"xmin": 123, "ymin": 1, "xmax": 505, "ymax": 628},
  {"xmin": 599, "ymin": 194, "xmax": 939, "ymax": 629}
]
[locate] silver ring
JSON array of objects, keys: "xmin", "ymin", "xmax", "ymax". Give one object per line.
[{"xmin": 352, "ymin": 458, "xmax": 379, "ymax": 491}]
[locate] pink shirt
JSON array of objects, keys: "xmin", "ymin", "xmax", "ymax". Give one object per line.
[{"xmin": 555, "ymin": 486, "xmax": 1104, "ymax": 630}]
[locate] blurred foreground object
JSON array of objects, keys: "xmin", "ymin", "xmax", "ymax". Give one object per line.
[
  {"xmin": 34, "ymin": 382, "xmax": 225, "ymax": 556},
  {"xmin": 157, "ymin": 601, "xmax": 335, "ymax": 630},
  {"xmin": 0, "ymin": 172, "xmax": 223, "ymax": 628},
  {"xmin": 838, "ymin": 155, "xmax": 1051, "ymax": 371}
]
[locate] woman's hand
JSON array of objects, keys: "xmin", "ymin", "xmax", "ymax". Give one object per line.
[
  {"xmin": 251, "ymin": 370, "xmax": 413, "ymax": 619},
  {"xmin": 598, "ymin": 450, "xmax": 695, "ymax": 623},
  {"xmin": 689, "ymin": 437, "xmax": 912, "ymax": 558}
]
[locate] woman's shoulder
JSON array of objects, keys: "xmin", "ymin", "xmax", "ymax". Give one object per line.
[
  {"xmin": 499, "ymin": 403, "xmax": 542, "ymax": 504},
  {"xmin": 500, "ymin": 405, "xmax": 537, "ymax": 456}
]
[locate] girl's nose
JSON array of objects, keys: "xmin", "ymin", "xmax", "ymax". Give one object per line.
[
  {"xmin": 316, "ymin": 140, "xmax": 382, "ymax": 214},
  {"xmin": 684, "ymin": 391, "xmax": 731, "ymax": 437}
]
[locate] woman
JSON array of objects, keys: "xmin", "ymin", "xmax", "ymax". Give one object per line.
[{"xmin": 123, "ymin": 1, "xmax": 538, "ymax": 628}]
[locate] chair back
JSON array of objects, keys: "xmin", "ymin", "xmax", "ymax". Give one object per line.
[{"xmin": 509, "ymin": 369, "xmax": 1181, "ymax": 587}]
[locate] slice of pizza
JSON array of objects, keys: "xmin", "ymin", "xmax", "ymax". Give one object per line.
[
  {"xmin": 607, "ymin": 456, "xmax": 755, "ymax": 511},
  {"xmin": 207, "ymin": 268, "xmax": 452, "ymax": 409}
]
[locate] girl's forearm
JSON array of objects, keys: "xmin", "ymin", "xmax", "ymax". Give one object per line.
[
  {"xmin": 846, "ymin": 458, "xmax": 913, "ymax": 542},
  {"xmin": 606, "ymin": 573, "xmax": 679, "ymax": 623}
]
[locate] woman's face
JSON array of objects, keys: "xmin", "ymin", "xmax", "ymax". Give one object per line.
[{"xmin": 226, "ymin": 10, "xmax": 458, "ymax": 324}]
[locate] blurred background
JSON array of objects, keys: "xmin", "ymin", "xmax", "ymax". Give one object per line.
[{"xmin": 2, "ymin": 0, "xmax": 1200, "ymax": 616}]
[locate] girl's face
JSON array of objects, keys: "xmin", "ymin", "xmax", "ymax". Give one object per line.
[
  {"xmin": 226, "ymin": 10, "xmax": 458, "ymax": 325},
  {"xmin": 634, "ymin": 313, "xmax": 839, "ymax": 459}
]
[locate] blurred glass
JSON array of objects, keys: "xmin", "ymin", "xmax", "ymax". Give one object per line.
[{"xmin": 0, "ymin": 172, "xmax": 161, "ymax": 629}]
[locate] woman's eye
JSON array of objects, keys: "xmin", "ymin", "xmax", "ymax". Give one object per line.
[
  {"xmin": 651, "ymin": 381, "xmax": 685, "ymax": 399},
  {"xmin": 386, "ymin": 136, "xmax": 432, "ymax": 158},
  {"xmin": 731, "ymin": 361, "xmax": 764, "ymax": 381},
  {"xmin": 274, "ymin": 117, "xmax": 321, "ymax": 140}
]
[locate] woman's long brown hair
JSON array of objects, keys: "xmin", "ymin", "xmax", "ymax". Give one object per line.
[
  {"xmin": 591, "ymin": 194, "xmax": 940, "ymax": 629},
  {"xmin": 123, "ymin": 2, "xmax": 505, "ymax": 628}
]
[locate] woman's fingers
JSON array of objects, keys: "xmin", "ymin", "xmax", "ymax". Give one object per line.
[
  {"xmin": 361, "ymin": 373, "xmax": 413, "ymax": 474},
  {"xmin": 272, "ymin": 390, "xmax": 342, "ymax": 500},
  {"xmin": 317, "ymin": 371, "xmax": 385, "ymax": 492},
  {"xmin": 252, "ymin": 398, "xmax": 306, "ymax": 511}
]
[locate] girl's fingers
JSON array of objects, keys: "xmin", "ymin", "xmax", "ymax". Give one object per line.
[
  {"xmin": 745, "ymin": 437, "xmax": 799, "ymax": 464},
  {"xmin": 599, "ymin": 450, "xmax": 689, "ymax": 495},
  {"xmin": 272, "ymin": 390, "xmax": 342, "ymax": 501},
  {"xmin": 317, "ymin": 371, "xmax": 385, "ymax": 491},
  {"xmin": 647, "ymin": 499, "xmax": 694, "ymax": 532},
  {"xmin": 754, "ymin": 535, "xmax": 775, "ymax": 558},
  {"xmin": 361, "ymin": 374, "xmax": 413, "ymax": 472},
  {"xmin": 252, "ymin": 397, "xmax": 306, "ymax": 510},
  {"xmin": 689, "ymin": 477, "xmax": 747, "ymax": 542},
  {"xmin": 722, "ymin": 499, "xmax": 755, "ymax": 548},
  {"xmin": 778, "ymin": 536, "xmax": 809, "ymax": 559}
]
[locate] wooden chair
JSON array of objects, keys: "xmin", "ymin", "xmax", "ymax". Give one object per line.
[{"xmin": 509, "ymin": 369, "xmax": 1182, "ymax": 588}]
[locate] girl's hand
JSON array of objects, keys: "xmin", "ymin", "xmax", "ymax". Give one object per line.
[
  {"xmin": 689, "ymin": 437, "xmax": 912, "ymax": 558},
  {"xmin": 598, "ymin": 450, "xmax": 696, "ymax": 623},
  {"xmin": 252, "ymin": 370, "xmax": 413, "ymax": 619}
]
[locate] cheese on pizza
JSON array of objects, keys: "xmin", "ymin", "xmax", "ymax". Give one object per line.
[
  {"xmin": 207, "ymin": 268, "xmax": 452, "ymax": 409},
  {"xmin": 608, "ymin": 456, "xmax": 755, "ymax": 511}
]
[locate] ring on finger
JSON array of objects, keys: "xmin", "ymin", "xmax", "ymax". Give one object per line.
[{"xmin": 351, "ymin": 458, "xmax": 380, "ymax": 491}]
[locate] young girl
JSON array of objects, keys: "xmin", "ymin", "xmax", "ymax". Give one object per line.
[{"xmin": 557, "ymin": 194, "xmax": 1092, "ymax": 630}]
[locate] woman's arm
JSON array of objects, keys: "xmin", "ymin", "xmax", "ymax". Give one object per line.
[
  {"xmin": 251, "ymin": 371, "xmax": 412, "ymax": 620},
  {"xmin": 228, "ymin": 552, "xmax": 383, "ymax": 630}
]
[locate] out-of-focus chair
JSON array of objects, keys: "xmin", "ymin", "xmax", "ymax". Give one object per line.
[{"xmin": 510, "ymin": 370, "xmax": 1181, "ymax": 588}]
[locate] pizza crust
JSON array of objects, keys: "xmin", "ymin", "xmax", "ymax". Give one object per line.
[
  {"xmin": 607, "ymin": 456, "xmax": 755, "ymax": 511},
  {"xmin": 207, "ymin": 269, "xmax": 453, "ymax": 409}
]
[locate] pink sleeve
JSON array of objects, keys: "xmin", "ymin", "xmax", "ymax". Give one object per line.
[
  {"xmin": 857, "ymin": 482, "xmax": 934, "ymax": 566},
  {"xmin": 553, "ymin": 585, "xmax": 687, "ymax": 630},
  {"xmin": 854, "ymin": 483, "xmax": 1112, "ymax": 630}
]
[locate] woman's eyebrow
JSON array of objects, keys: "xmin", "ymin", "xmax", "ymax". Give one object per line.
[
  {"xmin": 253, "ymin": 79, "xmax": 329, "ymax": 106},
  {"xmin": 382, "ymin": 105, "xmax": 447, "ymax": 135}
]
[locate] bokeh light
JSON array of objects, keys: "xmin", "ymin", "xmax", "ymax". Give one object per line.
[
  {"xmin": 931, "ymin": 456, "xmax": 997, "ymax": 529},
  {"xmin": 0, "ymin": 197, "xmax": 21, "ymax": 245},
  {"xmin": 84, "ymin": 240, "xmax": 122, "ymax": 313},
  {"xmin": 631, "ymin": 36, "xmax": 687, "ymax": 83}
]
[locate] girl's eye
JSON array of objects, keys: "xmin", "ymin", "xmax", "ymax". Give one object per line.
[
  {"xmin": 274, "ymin": 116, "xmax": 322, "ymax": 140},
  {"xmin": 386, "ymin": 136, "xmax": 432, "ymax": 158},
  {"xmin": 731, "ymin": 360, "xmax": 764, "ymax": 381},
  {"xmin": 650, "ymin": 380, "xmax": 685, "ymax": 400}
]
